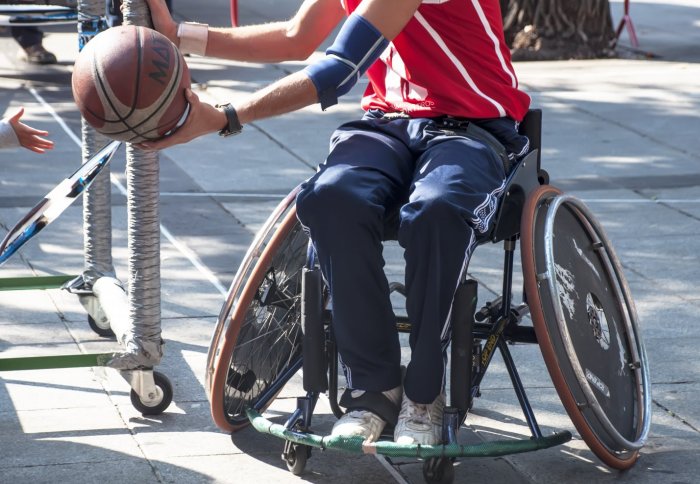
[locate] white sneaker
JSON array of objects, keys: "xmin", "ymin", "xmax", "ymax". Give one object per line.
[
  {"xmin": 331, "ymin": 386, "xmax": 402, "ymax": 442},
  {"xmin": 394, "ymin": 391, "xmax": 446, "ymax": 445}
]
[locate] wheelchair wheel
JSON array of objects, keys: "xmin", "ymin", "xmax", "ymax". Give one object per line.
[
  {"xmin": 207, "ymin": 187, "xmax": 309, "ymax": 432},
  {"xmin": 521, "ymin": 185, "xmax": 651, "ymax": 470}
]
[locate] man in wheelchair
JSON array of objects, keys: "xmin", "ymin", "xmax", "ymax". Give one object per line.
[{"xmin": 142, "ymin": 0, "xmax": 530, "ymax": 445}]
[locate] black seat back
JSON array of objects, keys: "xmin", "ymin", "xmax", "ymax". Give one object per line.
[{"xmin": 488, "ymin": 109, "xmax": 546, "ymax": 243}]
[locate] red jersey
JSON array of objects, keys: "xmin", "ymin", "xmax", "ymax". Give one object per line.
[{"xmin": 342, "ymin": 0, "xmax": 530, "ymax": 121}]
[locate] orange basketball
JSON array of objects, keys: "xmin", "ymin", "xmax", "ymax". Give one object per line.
[{"xmin": 72, "ymin": 25, "xmax": 190, "ymax": 143}]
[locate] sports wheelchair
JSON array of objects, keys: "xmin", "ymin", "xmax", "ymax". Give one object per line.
[{"xmin": 204, "ymin": 110, "xmax": 651, "ymax": 483}]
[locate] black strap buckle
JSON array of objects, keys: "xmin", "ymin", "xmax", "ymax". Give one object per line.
[
  {"xmin": 435, "ymin": 117, "xmax": 512, "ymax": 174},
  {"xmin": 339, "ymin": 388, "xmax": 400, "ymax": 426}
]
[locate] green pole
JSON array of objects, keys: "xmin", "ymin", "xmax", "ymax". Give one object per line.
[
  {"xmin": 0, "ymin": 353, "xmax": 115, "ymax": 371},
  {"xmin": 0, "ymin": 275, "xmax": 76, "ymax": 291}
]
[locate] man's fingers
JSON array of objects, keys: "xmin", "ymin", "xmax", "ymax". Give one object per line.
[
  {"xmin": 144, "ymin": 0, "xmax": 168, "ymax": 16},
  {"xmin": 137, "ymin": 136, "xmax": 175, "ymax": 151},
  {"xmin": 185, "ymin": 88, "xmax": 199, "ymax": 103}
]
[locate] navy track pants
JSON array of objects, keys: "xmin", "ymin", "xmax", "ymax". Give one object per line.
[{"xmin": 296, "ymin": 112, "xmax": 507, "ymax": 404}]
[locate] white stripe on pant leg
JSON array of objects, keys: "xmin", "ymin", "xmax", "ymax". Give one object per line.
[{"xmin": 440, "ymin": 229, "xmax": 477, "ymax": 343}]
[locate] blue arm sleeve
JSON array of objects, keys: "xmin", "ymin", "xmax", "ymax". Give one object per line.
[{"xmin": 303, "ymin": 13, "xmax": 389, "ymax": 110}]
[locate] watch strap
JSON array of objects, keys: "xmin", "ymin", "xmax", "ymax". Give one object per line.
[{"xmin": 216, "ymin": 103, "xmax": 243, "ymax": 137}]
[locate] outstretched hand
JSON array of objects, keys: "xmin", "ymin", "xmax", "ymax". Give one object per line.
[
  {"xmin": 136, "ymin": 88, "xmax": 227, "ymax": 151},
  {"xmin": 143, "ymin": 0, "xmax": 178, "ymax": 44},
  {"xmin": 9, "ymin": 108, "xmax": 54, "ymax": 154}
]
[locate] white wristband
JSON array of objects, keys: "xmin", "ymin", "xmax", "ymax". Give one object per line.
[{"xmin": 177, "ymin": 22, "xmax": 209, "ymax": 56}]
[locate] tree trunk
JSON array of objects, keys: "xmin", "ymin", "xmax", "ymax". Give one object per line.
[{"xmin": 500, "ymin": 0, "xmax": 616, "ymax": 60}]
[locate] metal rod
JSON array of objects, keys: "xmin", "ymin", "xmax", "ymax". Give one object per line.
[
  {"xmin": 500, "ymin": 236, "xmax": 516, "ymax": 319},
  {"xmin": 498, "ymin": 338, "xmax": 542, "ymax": 438},
  {"xmin": 253, "ymin": 356, "xmax": 304, "ymax": 413}
]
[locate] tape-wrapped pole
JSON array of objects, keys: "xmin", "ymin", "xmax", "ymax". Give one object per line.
[
  {"xmin": 78, "ymin": 0, "xmax": 113, "ymax": 277},
  {"xmin": 108, "ymin": 0, "xmax": 164, "ymax": 369}
]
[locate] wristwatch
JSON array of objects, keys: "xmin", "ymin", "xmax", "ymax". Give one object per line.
[{"xmin": 216, "ymin": 103, "xmax": 243, "ymax": 137}]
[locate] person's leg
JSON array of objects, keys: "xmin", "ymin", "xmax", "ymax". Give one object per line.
[
  {"xmin": 394, "ymin": 130, "xmax": 507, "ymax": 443},
  {"xmin": 106, "ymin": 0, "xmax": 122, "ymax": 27},
  {"xmin": 11, "ymin": 27, "xmax": 42, "ymax": 49},
  {"xmin": 12, "ymin": 27, "xmax": 56, "ymax": 65},
  {"xmin": 297, "ymin": 118, "xmax": 415, "ymax": 395}
]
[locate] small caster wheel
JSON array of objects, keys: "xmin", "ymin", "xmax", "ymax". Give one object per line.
[
  {"xmin": 423, "ymin": 457, "xmax": 454, "ymax": 484},
  {"xmin": 282, "ymin": 442, "xmax": 310, "ymax": 475},
  {"xmin": 88, "ymin": 314, "xmax": 115, "ymax": 338},
  {"xmin": 130, "ymin": 371, "xmax": 173, "ymax": 416}
]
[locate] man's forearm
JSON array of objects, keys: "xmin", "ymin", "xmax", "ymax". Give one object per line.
[
  {"xmin": 206, "ymin": 23, "xmax": 307, "ymax": 62},
  {"xmin": 235, "ymin": 71, "xmax": 319, "ymax": 125},
  {"xmin": 202, "ymin": 0, "xmax": 344, "ymax": 62}
]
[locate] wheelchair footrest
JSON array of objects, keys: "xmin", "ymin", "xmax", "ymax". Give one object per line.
[{"xmin": 247, "ymin": 408, "xmax": 571, "ymax": 458}]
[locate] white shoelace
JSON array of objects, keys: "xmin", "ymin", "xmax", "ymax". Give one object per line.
[{"xmin": 402, "ymin": 402, "xmax": 433, "ymax": 429}]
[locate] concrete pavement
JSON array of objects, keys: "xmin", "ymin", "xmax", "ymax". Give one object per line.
[{"xmin": 1, "ymin": 0, "xmax": 699, "ymax": 482}]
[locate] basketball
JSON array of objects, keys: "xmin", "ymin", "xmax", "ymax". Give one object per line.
[{"xmin": 72, "ymin": 25, "xmax": 190, "ymax": 143}]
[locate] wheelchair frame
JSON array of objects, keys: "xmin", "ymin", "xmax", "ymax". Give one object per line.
[{"xmin": 205, "ymin": 110, "xmax": 651, "ymax": 483}]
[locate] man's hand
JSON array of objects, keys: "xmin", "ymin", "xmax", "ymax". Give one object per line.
[
  {"xmin": 9, "ymin": 108, "xmax": 54, "ymax": 154},
  {"xmin": 144, "ymin": 0, "xmax": 178, "ymax": 45},
  {"xmin": 136, "ymin": 89, "xmax": 227, "ymax": 151}
]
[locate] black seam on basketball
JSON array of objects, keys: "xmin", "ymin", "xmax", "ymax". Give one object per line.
[
  {"xmin": 118, "ymin": 48, "xmax": 184, "ymax": 134},
  {"xmin": 97, "ymin": 49, "xmax": 185, "ymax": 139},
  {"xmin": 86, "ymin": 28, "xmax": 140, "ymax": 124},
  {"xmin": 77, "ymin": 27, "xmax": 186, "ymax": 141},
  {"xmin": 90, "ymin": 40, "xmax": 186, "ymax": 140},
  {"xmin": 125, "ymin": 124, "xmax": 169, "ymax": 143}
]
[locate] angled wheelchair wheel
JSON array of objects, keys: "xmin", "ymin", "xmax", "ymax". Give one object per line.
[
  {"xmin": 521, "ymin": 185, "xmax": 651, "ymax": 470},
  {"xmin": 208, "ymin": 187, "xmax": 309, "ymax": 432}
]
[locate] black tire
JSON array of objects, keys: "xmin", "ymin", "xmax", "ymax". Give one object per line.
[
  {"xmin": 209, "ymin": 202, "xmax": 310, "ymax": 431},
  {"xmin": 284, "ymin": 443, "xmax": 309, "ymax": 475},
  {"xmin": 129, "ymin": 371, "xmax": 173, "ymax": 416},
  {"xmin": 423, "ymin": 457, "xmax": 454, "ymax": 484},
  {"xmin": 521, "ymin": 186, "xmax": 651, "ymax": 470},
  {"xmin": 88, "ymin": 314, "xmax": 115, "ymax": 338}
]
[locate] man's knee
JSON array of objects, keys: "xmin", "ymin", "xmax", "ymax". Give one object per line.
[
  {"xmin": 297, "ymin": 169, "xmax": 378, "ymax": 227},
  {"xmin": 400, "ymin": 194, "xmax": 460, "ymax": 234}
]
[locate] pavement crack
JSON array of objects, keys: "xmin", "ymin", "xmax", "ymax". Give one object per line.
[
  {"xmin": 653, "ymin": 399, "xmax": 700, "ymax": 433},
  {"xmin": 248, "ymin": 121, "xmax": 317, "ymax": 171},
  {"xmin": 571, "ymin": 105, "xmax": 700, "ymax": 162}
]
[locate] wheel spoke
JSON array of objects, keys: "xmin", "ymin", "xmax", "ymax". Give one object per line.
[{"xmin": 221, "ymin": 222, "xmax": 310, "ymax": 424}]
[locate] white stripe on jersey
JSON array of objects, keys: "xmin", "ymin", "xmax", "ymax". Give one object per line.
[
  {"xmin": 413, "ymin": 11, "xmax": 507, "ymax": 117},
  {"xmin": 470, "ymin": 0, "xmax": 517, "ymax": 87}
]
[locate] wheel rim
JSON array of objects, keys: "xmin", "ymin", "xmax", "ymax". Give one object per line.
[
  {"xmin": 205, "ymin": 187, "xmax": 301, "ymax": 395},
  {"xmin": 209, "ymin": 204, "xmax": 309, "ymax": 431},
  {"xmin": 521, "ymin": 185, "xmax": 650, "ymax": 469},
  {"xmin": 139, "ymin": 386, "xmax": 164, "ymax": 407}
]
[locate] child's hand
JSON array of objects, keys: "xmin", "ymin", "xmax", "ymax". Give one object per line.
[{"xmin": 9, "ymin": 108, "xmax": 54, "ymax": 154}]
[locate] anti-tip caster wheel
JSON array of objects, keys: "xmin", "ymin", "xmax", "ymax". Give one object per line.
[
  {"xmin": 88, "ymin": 314, "xmax": 115, "ymax": 338},
  {"xmin": 282, "ymin": 441, "xmax": 310, "ymax": 475},
  {"xmin": 423, "ymin": 457, "xmax": 454, "ymax": 484},
  {"xmin": 129, "ymin": 371, "xmax": 173, "ymax": 416}
]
